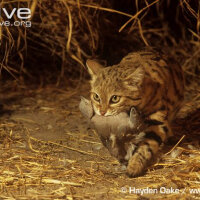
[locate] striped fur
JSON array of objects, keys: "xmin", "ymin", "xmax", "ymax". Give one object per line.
[{"xmin": 86, "ymin": 49, "xmax": 184, "ymax": 177}]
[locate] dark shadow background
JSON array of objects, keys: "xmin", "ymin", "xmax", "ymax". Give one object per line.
[{"xmin": 0, "ymin": 0, "xmax": 199, "ymax": 85}]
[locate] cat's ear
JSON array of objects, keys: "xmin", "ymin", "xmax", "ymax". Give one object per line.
[
  {"xmin": 86, "ymin": 59, "xmax": 104, "ymax": 77},
  {"xmin": 124, "ymin": 67, "xmax": 144, "ymax": 87}
]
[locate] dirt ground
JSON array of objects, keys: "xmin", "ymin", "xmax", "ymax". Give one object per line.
[{"xmin": 0, "ymin": 80, "xmax": 200, "ymax": 200}]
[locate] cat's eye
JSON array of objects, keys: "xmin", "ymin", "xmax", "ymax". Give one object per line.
[
  {"xmin": 110, "ymin": 95, "xmax": 121, "ymax": 103},
  {"xmin": 93, "ymin": 93, "xmax": 100, "ymax": 102}
]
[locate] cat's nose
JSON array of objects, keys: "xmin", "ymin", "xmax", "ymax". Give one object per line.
[{"xmin": 100, "ymin": 110, "xmax": 106, "ymax": 116}]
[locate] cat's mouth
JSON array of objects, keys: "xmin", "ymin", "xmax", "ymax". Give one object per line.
[
  {"xmin": 103, "ymin": 113, "xmax": 114, "ymax": 117},
  {"xmin": 95, "ymin": 112, "xmax": 110, "ymax": 117},
  {"xmin": 93, "ymin": 106, "xmax": 119, "ymax": 116},
  {"xmin": 97, "ymin": 111, "xmax": 119, "ymax": 117}
]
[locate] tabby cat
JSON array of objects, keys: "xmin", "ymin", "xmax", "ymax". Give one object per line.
[{"xmin": 86, "ymin": 49, "xmax": 184, "ymax": 177}]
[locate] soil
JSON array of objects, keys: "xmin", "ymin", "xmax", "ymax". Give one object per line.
[{"xmin": 0, "ymin": 81, "xmax": 199, "ymax": 200}]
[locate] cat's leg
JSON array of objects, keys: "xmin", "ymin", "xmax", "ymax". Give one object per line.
[{"xmin": 126, "ymin": 110, "xmax": 172, "ymax": 177}]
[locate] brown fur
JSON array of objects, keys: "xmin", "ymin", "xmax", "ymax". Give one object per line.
[{"xmin": 86, "ymin": 49, "xmax": 184, "ymax": 177}]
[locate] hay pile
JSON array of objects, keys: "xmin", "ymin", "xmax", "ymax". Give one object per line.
[
  {"xmin": 0, "ymin": 0, "xmax": 110, "ymax": 82},
  {"xmin": 0, "ymin": 0, "xmax": 200, "ymax": 83}
]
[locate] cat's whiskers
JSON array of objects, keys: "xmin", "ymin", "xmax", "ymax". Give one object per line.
[{"xmin": 93, "ymin": 105, "xmax": 101, "ymax": 116}]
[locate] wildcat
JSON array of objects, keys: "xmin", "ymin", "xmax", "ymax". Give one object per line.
[{"xmin": 86, "ymin": 48, "xmax": 184, "ymax": 177}]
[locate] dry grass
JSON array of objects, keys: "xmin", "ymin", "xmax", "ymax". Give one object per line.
[
  {"xmin": 0, "ymin": 0, "xmax": 200, "ymax": 199},
  {"xmin": 0, "ymin": 84, "xmax": 199, "ymax": 199},
  {"xmin": 0, "ymin": 0, "xmax": 199, "ymax": 81}
]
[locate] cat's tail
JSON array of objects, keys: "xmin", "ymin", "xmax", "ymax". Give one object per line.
[{"xmin": 176, "ymin": 74, "xmax": 200, "ymax": 118}]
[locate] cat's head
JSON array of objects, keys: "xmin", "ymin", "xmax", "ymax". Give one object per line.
[{"xmin": 86, "ymin": 59, "xmax": 144, "ymax": 116}]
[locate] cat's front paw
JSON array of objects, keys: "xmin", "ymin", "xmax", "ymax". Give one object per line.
[{"xmin": 126, "ymin": 153, "xmax": 147, "ymax": 177}]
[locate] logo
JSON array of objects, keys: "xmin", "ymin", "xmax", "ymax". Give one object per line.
[{"xmin": 0, "ymin": 8, "xmax": 32, "ymax": 28}]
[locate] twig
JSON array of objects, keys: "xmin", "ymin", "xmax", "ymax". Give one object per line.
[{"xmin": 165, "ymin": 135, "xmax": 186, "ymax": 156}]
